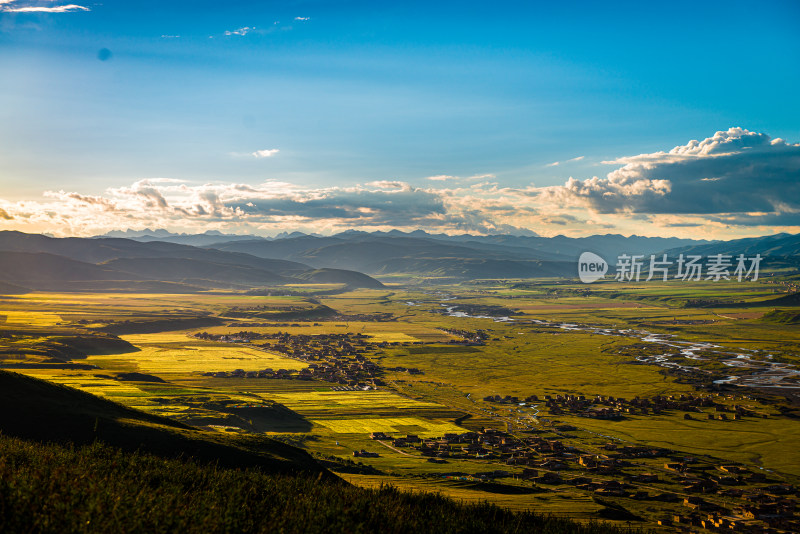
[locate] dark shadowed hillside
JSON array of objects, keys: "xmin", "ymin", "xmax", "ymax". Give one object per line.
[
  {"xmin": 208, "ymin": 230, "xmax": 710, "ymax": 279},
  {"xmin": 0, "ymin": 370, "xmax": 326, "ymax": 474},
  {"xmin": 0, "ymin": 232, "xmax": 384, "ymax": 292},
  {"xmin": 294, "ymin": 268, "xmax": 385, "ymax": 288},
  {"xmin": 0, "ymin": 231, "xmax": 310, "ymax": 272},
  {"xmin": 663, "ymin": 232, "xmax": 800, "ymax": 258},
  {"xmin": 102, "ymin": 257, "xmax": 289, "ymax": 286},
  {"xmin": 0, "ymin": 251, "xmax": 141, "ymax": 285}
]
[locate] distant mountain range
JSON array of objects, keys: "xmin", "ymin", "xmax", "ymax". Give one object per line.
[
  {"xmin": 204, "ymin": 230, "xmax": 715, "ymax": 279},
  {"xmin": 98, "ymin": 229, "xmax": 309, "ymax": 247},
  {"xmin": 204, "ymin": 230, "xmax": 800, "ymax": 279},
  {"xmin": 0, "ymin": 231, "xmax": 383, "ymax": 293},
  {"xmin": 663, "ymin": 233, "xmax": 800, "ymax": 258},
  {"xmin": 0, "ymin": 230, "xmax": 796, "ymax": 292}
]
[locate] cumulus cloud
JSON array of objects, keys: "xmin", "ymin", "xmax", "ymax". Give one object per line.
[
  {"xmin": 0, "ymin": 180, "xmax": 457, "ymax": 235},
  {"xmin": 0, "ymin": 177, "xmax": 555, "ymax": 237},
  {"xmin": 1, "ymin": 129, "xmax": 797, "ymax": 237},
  {"xmin": 294, "ymin": 17, "xmax": 309, "ymax": 21},
  {"xmin": 538, "ymin": 128, "xmax": 800, "ymax": 225},
  {"xmin": 425, "ymin": 174, "xmax": 491, "ymax": 182},
  {"xmin": 365, "ymin": 181, "xmax": 409, "ymax": 190}
]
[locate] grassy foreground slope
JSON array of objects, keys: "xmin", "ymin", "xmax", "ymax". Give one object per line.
[
  {"xmin": 0, "ymin": 437, "xmax": 634, "ymax": 534},
  {"xmin": 0, "ymin": 370, "xmax": 323, "ymax": 474},
  {"xmin": 0, "ymin": 371, "xmax": 630, "ymax": 534}
]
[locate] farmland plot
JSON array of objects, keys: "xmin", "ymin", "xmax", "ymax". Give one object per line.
[
  {"xmin": 86, "ymin": 334, "xmax": 307, "ymax": 375},
  {"xmin": 311, "ymin": 417, "xmax": 465, "ymax": 436}
]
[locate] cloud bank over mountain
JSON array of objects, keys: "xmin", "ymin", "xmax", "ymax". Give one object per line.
[
  {"xmin": 538, "ymin": 128, "xmax": 800, "ymax": 223},
  {"xmin": 1, "ymin": 129, "xmax": 798, "ymax": 238}
]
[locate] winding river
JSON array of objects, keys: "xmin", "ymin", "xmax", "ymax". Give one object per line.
[{"xmin": 436, "ymin": 301, "xmax": 800, "ymax": 389}]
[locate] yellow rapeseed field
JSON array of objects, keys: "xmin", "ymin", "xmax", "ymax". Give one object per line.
[
  {"xmin": 87, "ymin": 336, "xmax": 308, "ymax": 374},
  {"xmin": 0, "ymin": 311, "xmax": 62, "ymax": 327},
  {"xmin": 311, "ymin": 417, "xmax": 465, "ymax": 435},
  {"xmin": 267, "ymin": 391, "xmax": 442, "ymax": 411}
]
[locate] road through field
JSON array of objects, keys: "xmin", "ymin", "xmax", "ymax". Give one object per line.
[{"xmin": 375, "ymin": 440, "xmax": 422, "ymax": 457}]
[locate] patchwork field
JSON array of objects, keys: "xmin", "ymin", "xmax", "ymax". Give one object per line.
[
  {"xmin": 2, "ymin": 279, "xmax": 800, "ymax": 529},
  {"xmin": 0, "ymin": 310, "xmax": 63, "ymax": 327},
  {"xmin": 267, "ymin": 391, "xmax": 444, "ymax": 411},
  {"xmin": 198, "ymin": 321, "xmax": 451, "ymax": 342},
  {"xmin": 85, "ymin": 334, "xmax": 308, "ymax": 376},
  {"xmin": 311, "ymin": 417, "xmax": 465, "ymax": 436}
]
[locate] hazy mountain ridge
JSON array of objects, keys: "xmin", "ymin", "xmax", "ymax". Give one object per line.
[
  {"xmin": 662, "ymin": 233, "xmax": 800, "ymax": 258},
  {"xmin": 207, "ymin": 230, "xmax": 714, "ymax": 278},
  {"xmin": 101, "ymin": 257, "xmax": 289, "ymax": 286},
  {"xmin": 0, "ymin": 251, "xmax": 142, "ymax": 285},
  {"xmin": 293, "ymin": 268, "xmax": 385, "ymax": 288},
  {"xmin": 0, "ymin": 231, "xmax": 309, "ymax": 272},
  {"xmin": 0, "ymin": 232, "xmax": 383, "ymax": 291},
  {"xmin": 1, "ymin": 230, "xmax": 792, "ymax": 288},
  {"xmin": 98, "ymin": 228, "xmax": 315, "ymax": 246}
]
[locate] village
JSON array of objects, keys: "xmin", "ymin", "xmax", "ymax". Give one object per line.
[
  {"xmin": 193, "ymin": 330, "xmax": 426, "ymax": 386},
  {"xmin": 481, "ymin": 390, "xmax": 769, "ymax": 423},
  {"xmin": 189, "ymin": 328, "xmax": 800, "ymax": 531},
  {"xmin": 191, "ymin": 328, "xmax": 498, "ymax": 384},
  {"xmin": 361, "ymin": 425, "xmax": 800, "ymax": 532}
]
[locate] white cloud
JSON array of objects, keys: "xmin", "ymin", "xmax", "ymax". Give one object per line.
[
  {"xmin": 294, "ymin": 17, "xmax": 310, "ymax": 21},
  {"xmin": 224, "ymin": 26, "xmax": 254, "ymax": 36},
  {"xmin": 539, "ymin": 128, "xmax": 800, "ymax": 222},
  {"xmin": 365, "ymin": 180, "xmax": 410, "ymax": 190},
  {"xmin": 1, "ymin": 3, "xmax": 89, "ymax": 12},
  {"xmin": 465, "ymin": 173, "xmax": 495, "ymax": 181},
  {"xmin": 252, "ymin": 148, "xmax": 279, "ymax": 158},
  {"xmin": 1, "ymin": 129, "xmax": 798, "ymax": 238},
  {"xmin": 546, "ymin": 155, "xmax": 583, "ymax": 167}
]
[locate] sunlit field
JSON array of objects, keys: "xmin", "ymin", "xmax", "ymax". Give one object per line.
[
  {"xmin": 90, "ymin": 337, "xmax": 308, "ymax": 375},
  {"xmin": 0, "ymin": 310, "xmax": 63, "ymax": 327},
  {"xmin": 311, "ymin": 417, "xmax": 465, "ymax": 436},
  {"xmin": 4, "ymin": 6, "xmax": 799, "ymax": 531},
  {"xmin": 2, "ymin": 278, "xmax": 800, "ymax": 528}
]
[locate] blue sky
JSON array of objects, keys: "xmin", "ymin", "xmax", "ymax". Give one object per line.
[{"xmin": 1, "ymin": 0, "xmax": 799, "ymax": 238}]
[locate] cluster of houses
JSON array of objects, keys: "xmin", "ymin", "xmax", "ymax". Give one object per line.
[
  {"xmin": 194, "ymin": 330, "xmax": 371, "ymax": 357},
  {"xmin": 192, "ymin": 326, "xmax": 491, "ymax": 388},
  {"xmin": 352, "ymin": 449, "xmax": 380, "ymax": 458},
  {"xmin": 437, "ymin": 328, "xmax": 489, "ymax": 345},
  {"xmin": 370, "ymin": 427, "xmax": 593, "ymax": 465},
  {"xmin": 327, "ymin": 312, "xmax": 396, "ymax": 322},
  {"xmin": 202, "ymin": 368, "xmax": 298, "ymax": 379},
  {"xmin": 194, "ymin": 331, "xmax": 393, "ymax": 387},
  {"xmin": 365, "ymin": 425, "xmax": 799, "ymax": 530},
  {"xmin": 226, "ymin": 322, "xmax": 312, "ymax": 328},
  {"xmin": 385, "ymin": 366, "xmax": 423, "ymax": 375},
  {"xmin": 484, "ymin": 391, "xmax": 764, "ymax": 421},
  {"xmin": 665, "ymin": 487, "xmax": 799, "ymax": 532}
]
